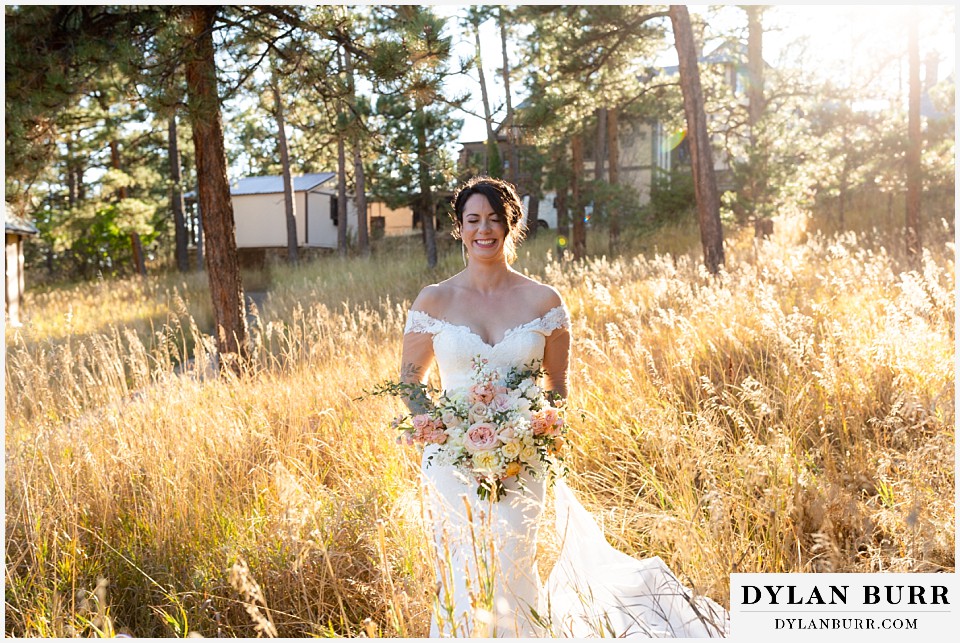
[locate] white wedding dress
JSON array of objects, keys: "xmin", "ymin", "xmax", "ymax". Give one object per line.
[{"xmin": 405, "ymin": 305, "xmax": 729, "ymax": 638}]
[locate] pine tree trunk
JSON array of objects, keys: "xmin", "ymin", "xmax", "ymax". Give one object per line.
[
  {"xmin": 345, "ymin": 48, "xmax": 369, "ymax": 256},
  {"xmin": 527, "ymin": 195, "xmax": 540, "ymax": 238},
  {"xmin": 168, "ymin": 115, "xmax": 190, "ymax": 273},
  {"xmin": 337, "ymin": 134, "xmax": 348, "ymax": 257},
  {"xmin": 746, "ymin": 6, "xmax": 765, "ymax": 142},
  {"xmin": 76, "ymin": 166, "xmax": 86, "ymax": 201},
  {"xmin": 130, "ymin": 231, "xmax": 146, "ymax": 276},
  {"xmin": 66, "ymin": 137, "xmax": 77, "ymax": 208},
  {"xmin": 554, "ymin": 145, "xmax": 569, "ymax": 240},
  {"xmin": 416, "ymin": 108, "xmax": 438, "ymax": 268},
  {"xmin": 670, "ymin": 4, "xmax": 724, "ymax": 274},
  {"xmin": 184, "ymin": 5, "xmax": 247, "ymax": 371},
  {"xmin": 273, "ymin": 82, "xmax": 299, "ymax": 264},
  {"xmin": 607, "ymin": 107, "xmax": 620, "ymax": 254},
  {"xmin": 746, "ymin": 5, "xmax": 767, "ymax": 224},
  {"xmin": 195, "ymin": 192, "xmax": 204, "ymax": 272},
  {"xmin": 571, "ymin": 133, "xmax": 586, "ymax": 261},
  {"xmin": 474, "ymin": 21, "xmax": 496, "ymax": 173},
  {"xmin": 838, "ymin": 163, "xmax": 848, "ymax": 231},
  {"xmin": 73, "ymin": 131, "xmax": 86, "ymax": 202},
  {"xmin": 594, "ymin": 108, "xmax": 607, "ymax": 183},
  {"xmin": 905, "ymin": 9, "xmax": 922, "ymax": 261},
  {"xmin": 500, "ymin": 9, "xmax": 520, "ymax": 189},
  {"xmin": 556, "ymin": 186, "xmax": 569, "ymax": 239}
]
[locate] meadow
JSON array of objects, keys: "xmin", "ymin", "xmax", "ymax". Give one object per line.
[{"xmin": 4, "ymin": 203, "xmax": 955, "ymax": 637}]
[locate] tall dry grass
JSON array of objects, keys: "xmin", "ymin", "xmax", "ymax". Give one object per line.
[{"xmin": 4, "ymin": 208, "xmax": 954, "ymax": 637}]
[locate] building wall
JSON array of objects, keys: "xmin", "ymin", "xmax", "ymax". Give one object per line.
[
  {"xmin": 233, "ymin": 192, "xmax": 309, "ymax": 248},
  {"xmin": 5, "ymin": 234, "xmax": 23, "ymax": 324},
  {"xmin": 232, "ymin": 191, "xmax": 362, "ymax": 249},
  {"xmin": 305, "ymin": 190, "xmax": 358, "ymax": 249},
  {"xmin": 368, "ymin": 202, "xmax": 415, "ymax": 237},
  {"xmin": 461, "ymin": 118, "xmax": 671, "ymax": 216},
  {"xmin": 583, "ymin": 119, "xmax": 669, "ymax": 207}
]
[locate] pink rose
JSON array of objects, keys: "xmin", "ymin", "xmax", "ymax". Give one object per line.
[
  {"xmin": 490, "ymin": 393, "xmax": 513, "ymax": 413},
  {"xmin": 409, "ymin": 414, "xmax": 447, "ymax": 444},
  {"xmin": 469, "ymin": 382, "xmax": 497, "ymax": 404},
  {"xmin": 464, "ymin": 422, "xmax": 500, "ymax": 453},
  {"xmin": 423, "ymin": 423, "xmax": 447, "ymax": 444},
  {"xmin": 412, "ymin": 414, "xmax": 432, "ymax": 431}
]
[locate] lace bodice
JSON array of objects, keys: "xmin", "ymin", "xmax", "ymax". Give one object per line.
[{"xmin": 404, "ymin": 305, "xmax": 570, "ymax": 391}]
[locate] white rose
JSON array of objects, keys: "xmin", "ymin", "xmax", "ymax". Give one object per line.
[
  {"xmin": 434, "ymin": 447, "xmax": 457, "ymax": 467},
  {"xmin": 441, "ymin": 409, "xmax": 462, "ymax": 429},
  {"xmin": 501, "ymin": 440, "xmax": 522, "ymax": 460},
  {"xmin": 469, "ymin": 402, "xmax": 490, "ymax": 423},
  {"xmin": 472, "ymin": 450, "xmax": 503, "ymax": 474},
  {"xmin": 446, "ymin": 430, "xmax": 465, "ymax": 450},
  {"xmin": 520, "ymin": 444, "xmax": 538, "ymax": 463}
]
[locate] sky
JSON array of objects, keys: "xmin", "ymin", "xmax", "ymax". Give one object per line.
[{"xmin": 436, "ymin": 3, "xmax": 957, "ymax": 145}]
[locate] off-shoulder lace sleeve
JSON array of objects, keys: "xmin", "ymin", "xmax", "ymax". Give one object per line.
[
  {"xmin": 404, "ymin": 309, "xmax": 444, "ymax": 335},
  {"xmin": 537, "ymin": 305, "xmax": 571, "ymax": 334}
]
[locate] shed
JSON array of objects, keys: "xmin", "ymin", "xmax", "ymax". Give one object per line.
[
  {"xmin": 187, "ymin": 172, "xmax": 416, "ymax": 250},
  {"xmin": 228, "ymin": 172, "xmax": 356, "ymax": 249},
  {"xmin": 5, "ymin": 209, "xmax": 39, "ymax": 326}
]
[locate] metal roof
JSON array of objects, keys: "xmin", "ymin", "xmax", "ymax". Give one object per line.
[
  {"xmin": 4, "ymin": 211, "xmax": 39, "ymax": 236},
  {"xmin": 230, "ymin": 172, "xmax": 336, "ymax": 195},
  {"xmin": 184, "ymin": 172, "xmax": 337, "ymax": 199}
]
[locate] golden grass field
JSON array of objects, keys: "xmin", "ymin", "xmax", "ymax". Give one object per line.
[{"xmin": 4, "ymin": 204, "xmax": 955, "ymax": 637}]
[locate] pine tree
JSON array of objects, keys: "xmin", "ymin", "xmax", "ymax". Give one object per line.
[
  {"xmin": 368, "ymin": 6, "xmax": 464, "ymax": 269},
  {"xmin": 670, "ymin": 5, "xmax": 724, "ymax": 274}
]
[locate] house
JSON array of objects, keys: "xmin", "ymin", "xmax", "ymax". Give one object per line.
[
  {"xmin": 5, "ymin": 208, "xmax": 39, "ymax": 326},
  {"xmin": 458, "ymin": 117, "xmax": 673, "ymax": 230},
  {"xmin": 185, "ymin": 172, "xmax": 416, "ymax": 255},
  {"xmin": 659, "ymin": 40, "xmax": 767, "ymax": 191},
  {"xmin": 456, "ymin": 42, "xmax": 762, "ymax": 229}
]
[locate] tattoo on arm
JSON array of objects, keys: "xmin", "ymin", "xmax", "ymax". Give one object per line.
[
  {"xmin": 401, "ymin": 362, "xmax": 423, "ymax": 382},
  {"xmin": 401, "ymin": 362, "xmax": 433, "ymax": 415}
]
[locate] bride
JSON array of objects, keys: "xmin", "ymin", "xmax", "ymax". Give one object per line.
[{"xmin": 400, "ymin": 176, "xmax": 729, "ymax": 638}]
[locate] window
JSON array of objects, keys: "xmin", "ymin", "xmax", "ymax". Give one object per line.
[{"xmin": 330, "ymin": 195, "xmax": 339, "ymax": 226}]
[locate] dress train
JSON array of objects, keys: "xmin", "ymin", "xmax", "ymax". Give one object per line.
[{"xmin": 544, "ymin": 479, "xmax": 729, "ymax": 638}]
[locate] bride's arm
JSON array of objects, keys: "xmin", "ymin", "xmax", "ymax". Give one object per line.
[
  {"xmin": 400, "ymin": 287, "xmax": 439, "ymax": 415},
  {"xmin": 542, "ymin": 327, "xmax": 570, "ymax": 402},
  {"xmin": 400, "ymin": 330, "xmax": 435, "ymax": 415}
]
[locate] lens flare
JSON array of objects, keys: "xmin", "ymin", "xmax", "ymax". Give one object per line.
[
  {"xmin": 557, "ymin": 236, "xmax": 568, "ymax": 248},
  {"xmin": 664, "ymin": 129, "xmax": 686, "ymax": 152}
]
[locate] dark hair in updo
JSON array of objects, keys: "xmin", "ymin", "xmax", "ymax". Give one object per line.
[{"xmin": 450, "ymin": 176, "xmax": 527, "ymax": 263}]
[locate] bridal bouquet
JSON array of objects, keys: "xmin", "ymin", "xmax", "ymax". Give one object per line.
[{"xmin": 375, "ymin": 357, "xmax": 566, "ymax": 501}]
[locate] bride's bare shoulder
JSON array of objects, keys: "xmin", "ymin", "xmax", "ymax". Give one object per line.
[
  {"xmin": 514, "ymin": 274, "xmax": 565, "ymax": 313},
  {"xmin": 410, "ymin": 281, "xmax": 456, "ymax": 317}
]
